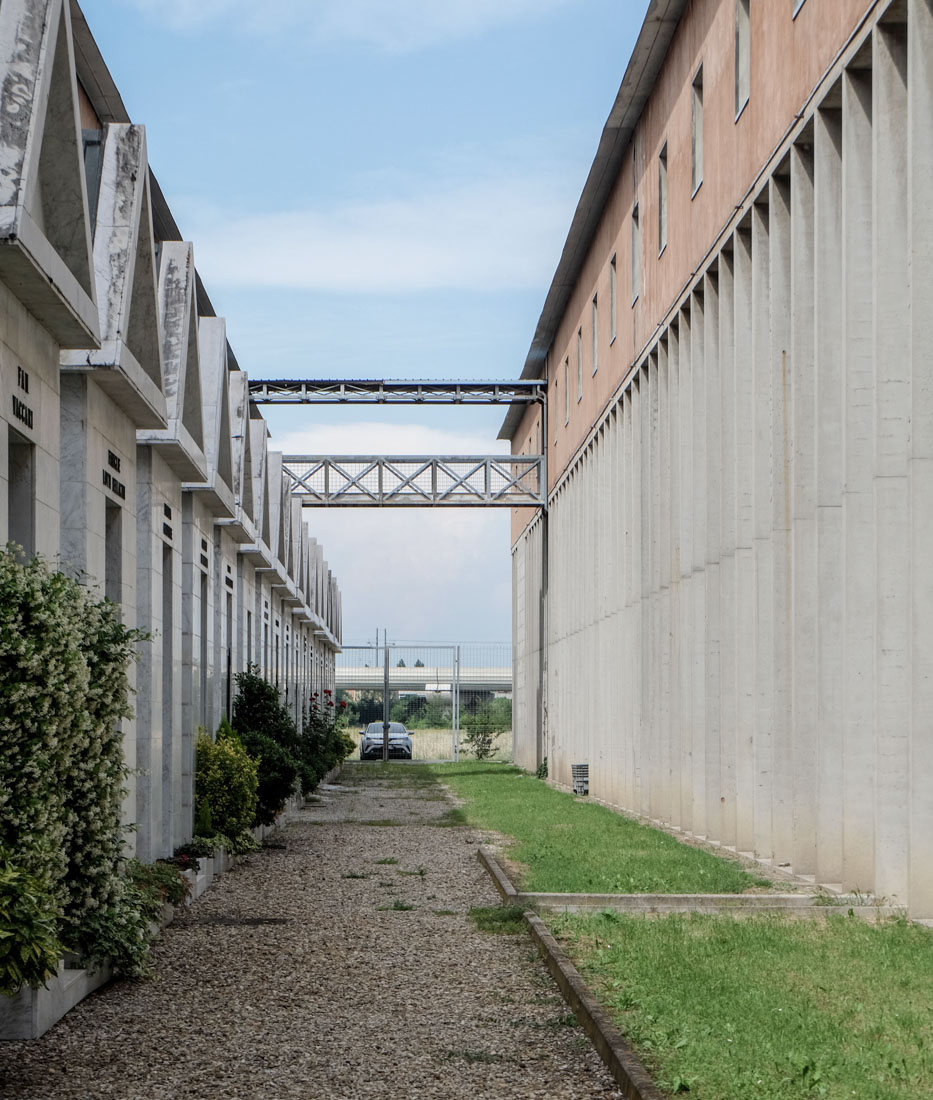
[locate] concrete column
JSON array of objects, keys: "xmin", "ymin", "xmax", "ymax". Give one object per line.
[
  {"xmin": 668, "ymin": 320, "xmax": 684, "ymax": 830},
  {"xmin": 719, "ymin": 247, "xmax": 738, "ymax": 848},
  {"xmin": 691, "ymin": 290, "xmax": 707, "ymax": 837},
  {"xmin": 631, "ymin": 378, "xmax": 645, "ymax": 808},
  {"xmin": 704, "ymin": 270, "xmax": 722, "ymax": 840},
  {"xmin": 873, "ymin": 17, "xmax": 910, "ymax": 904},
  {"xmin": 752, "ymin": 199, "xmax": 774, "ymax": 859},
  {"xmin": 841, "ymin": 65, "xmax": 876, "ymax": 892},
  {"xmin": 678, "ymin": 306, "xmax": 694, "ymax": 833},
  {"xmin": 814, "ymin": 102, "xmax": 845, "ymax": 886},
  {"xmin": 791, "ymin": 138, "xmax": 818, "ymax": 876},
  {"xmin": 658, "ymin": 338, "xmax": 673, "ymax": 826},
  {"xmin": 648, "ymin": 357, "xmax": 662, "ymax": 820},
  {"xmin": 770, "ymin": 174, "xmax": 793, "ymax": 866},
  {"xmin": 733, "ymin": 224, "xmax": 756, "ymax": 853},
  {"xmin": 909, "ymin": 0, "xmax": 933, "ymax": 918},
  {"xmin": 623, "ymin": 390, "xmax": 636, "ymax": 807}
]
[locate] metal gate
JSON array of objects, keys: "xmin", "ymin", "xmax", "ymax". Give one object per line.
[{"xmin": 336, "ymin": 645, "xmax": 461, "ymax": 762}]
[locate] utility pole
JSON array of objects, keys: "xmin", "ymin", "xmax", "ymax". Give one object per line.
[{"xmin": 382, "ymin": 630, "xmax": 390, "ymax": 762}]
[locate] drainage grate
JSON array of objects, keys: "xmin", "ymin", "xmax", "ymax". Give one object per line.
[{"xmin": 571, "ymin": 763, "xmax": 589, "ymax": 796}]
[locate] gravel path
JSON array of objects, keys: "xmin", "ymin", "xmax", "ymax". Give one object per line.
[{"xmin": 0, "ymin": 765, "xmax": 623, "ymax": 1099}]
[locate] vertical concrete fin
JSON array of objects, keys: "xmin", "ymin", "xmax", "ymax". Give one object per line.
[
  {"xmin": 157, "ymin": 241, "xmax": 204, "ymax": 453},
  {"xmin": 197, "ymin": 316, "xmax": 235, "ymax": 497},
  {"xmin": 20, "ymin": 0, "xmax": 96, "ymax": 303}
]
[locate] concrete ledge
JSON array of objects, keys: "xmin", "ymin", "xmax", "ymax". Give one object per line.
[
  {"xmin": 525, "ymin": 912, "xmax": 665, "ymax": 1100},
  {"xmin": 477, "ymin": 847, "xmax": 895, "ymax": 919},
  {"xmin": 2, "ymin": 841, "xmax": 251, "ymax": 1040},
  {"xmin": 0, "ymin": 960, "xmax": 113, "ymax": 1042}
]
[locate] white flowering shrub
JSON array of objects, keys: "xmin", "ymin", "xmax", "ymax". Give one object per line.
[
  {"xmin": 0, "ymin": 553, "xmax": 89, "ymax": 905},
  {"xmin": 0, "ymin": 550, "xmax": 147, "ymax": 988}
]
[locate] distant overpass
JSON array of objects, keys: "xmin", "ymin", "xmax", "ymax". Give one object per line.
[{"xmin": 335, "ymin": 665, "xmax": 512, "ymax": 694}]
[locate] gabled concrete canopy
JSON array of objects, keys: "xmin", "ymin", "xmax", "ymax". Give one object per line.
[
  {"xmin": 0, "ymin": 0, "xmax": 99, "ymax": 346},
  {"xmin": 228, "ymin": 371, "xmax": 255, "ymax": 526},
  {"xmin": 249, "ymin": 413, "xmax": 272, "ymax": 553},
  {"xmin": 184, "ymin": 315, "xmax": 235, "ymax": 517},
  {"xmin": 289, "ymin": 498, "xmax": 302, "ymax": 587},
  {"xmin": 136, "ymin": 240, "xmax": 206, "ymax": 479},
  {"xmin": 266, "ymin": 450, "xmax": 287, "ymax": 572},
  {"xmin": 61, "ymin": 123, "xmax": 167, "ymax": 428}
]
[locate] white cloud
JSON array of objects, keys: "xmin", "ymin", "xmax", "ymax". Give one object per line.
[
  {"xmin": 186, "ymin": 176, "xmax": 570, "ymax": 294},
  {"xmin": 305, "ymin": 504, "xmax": 511, "ymax": 642},
  {"xmin": 266, "ymin": 419, "xmax": 512, "ymax": 640},
  {"xmin": 271, "ymin": 421, "xmax": 510, "ymax": 457},
  {"xmin": 130, "ymin": 0, "xmax": 575, "ymax": 51}
]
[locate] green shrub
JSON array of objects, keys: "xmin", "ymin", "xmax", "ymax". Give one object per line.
[
  {"xmin": 239, "ymin": 729, "xmax": 299, "ymax": 826},
  {"xmin": 126, "ymin": 860, "xmax": 189, "ymax": 913},
  {"xmin": 232, "ymin": 667, "xmax": 299, "ymax": 752},
  {"xmin": 0, "ymin": 550, "xmax": 149, "ymax": 991},
  {"xmin": 0, "ymin": 553, "xmax": 90, "ymax": 905},
  {"xmin": 0, "ymin": 856, "xmax": 64, "ymax": 995},
  {"xmin": 70, "ymin": 877, "xmax": 152, "ymax": 979},
  {"xmin": 194, "ymin": 719, "xmax": 259, "ymax": 840}
]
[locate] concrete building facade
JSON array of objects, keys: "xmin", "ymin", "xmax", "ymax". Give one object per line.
[
  {"xmin": 0, "ymin": 0, "xmax": 342, "ymax": 864},
  {"xmin": 506, "ymin": 0, "xmax": 933, "ymax": 915}
]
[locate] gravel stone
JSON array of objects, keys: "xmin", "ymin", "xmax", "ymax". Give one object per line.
[{"xmin": 0, "ymin": 767, "xmax": 624, "ymax": 1099}]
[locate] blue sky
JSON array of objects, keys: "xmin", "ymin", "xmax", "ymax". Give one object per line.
[{"xmin": 85, "ymin": 0, "xmax": 648, "ymax": 644}]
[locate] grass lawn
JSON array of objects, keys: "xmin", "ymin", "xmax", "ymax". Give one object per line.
[
  {"xmin": 428, "ymin": 762, "xmax": 767, "ymax": 894},
  {"xmin": 551, "ymin": 910, "xmax": 933, "ymax": 1099}
]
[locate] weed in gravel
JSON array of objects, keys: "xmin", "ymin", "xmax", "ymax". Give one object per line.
[
  {"xmin": 375, "ymin": 857, "xmax": 399, "ymax": 865},
  {"xmin": 359, "ymin": 819, "xmax": 403, "ymax": 827},
  {"xmin": 341, "ymin": 872, "xmax": 370, "ymax": 880},
  {"xmin": 397, "ymin": 867, "xmax": 427, "ymax": 877},
  {"xmin": 468, "ymin": 906, "xmax": 527, "ymax": 934},
  {"xmin": 377, "ymin": 898, "xmax": 415, "ymax": 911},
  {"xmin": 434, "ymin": 808, "xmax": 468, "ymax": 828},
  {"xmin": 432, "ymin": 909, "xmax": 458, "ymax": 916}
]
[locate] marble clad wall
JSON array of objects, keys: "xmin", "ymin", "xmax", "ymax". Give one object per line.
[{"xmin": 0, "ymin": 0, "xmax": 344, "ymax": 864}]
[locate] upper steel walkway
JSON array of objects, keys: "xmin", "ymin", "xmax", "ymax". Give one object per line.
[{"xmin": 0, "ymin": 766, "xmax": 621, "ymax": 1100}]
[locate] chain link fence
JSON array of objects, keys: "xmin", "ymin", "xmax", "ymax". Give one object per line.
[{"xmin": 336, "ymin": 642, "xmax": 512, "ymax": 762}]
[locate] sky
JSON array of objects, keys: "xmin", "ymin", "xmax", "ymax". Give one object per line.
[{"xmin": 84, "ymin": 0, "xmax": 649, "ymax": 645}]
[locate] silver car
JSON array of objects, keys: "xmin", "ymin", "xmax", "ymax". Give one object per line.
[{"xmin": 358, "ymin": 721, "xmax": 413, "ymax": 761}]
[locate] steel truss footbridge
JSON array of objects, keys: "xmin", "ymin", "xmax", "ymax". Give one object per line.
[{"xmin": 248, "ymin": 378, "xmax": 547, "ymax": 509}]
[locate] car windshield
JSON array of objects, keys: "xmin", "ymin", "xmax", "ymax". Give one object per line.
[{"xmin": 364, "ymin": 722, "xmax": 408, "ymax": 737}]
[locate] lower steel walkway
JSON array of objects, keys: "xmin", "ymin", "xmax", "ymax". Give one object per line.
[{"xmin": 0, "ymin": 767, "xmax": 621, "ymax": 1099}]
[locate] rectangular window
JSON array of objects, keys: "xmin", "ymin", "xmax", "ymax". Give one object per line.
[
  {"xmin": 576, "ymin": 328, "xmax": 583, "ymax": 401},
  {"xmin": 692, "ymin": 65, "xmax": 704, "ymax": 194},
  {"xmin": 564, "ymin": 358, "xmax": 570, "ymax": 425},
  {"xmin": 631, "ymin": 203, "xmax": 641, "ymax": 304},
  {"xmin": 735, "ymin": 0, "xmax": 750, "ymax": 118},
  {"xmin": 199, "ymin": 572, "xmax": 208, "ymax": 725},
  {"xmin": 7, "ymin": 428, "xmax": 35, "ymax": 558},
  {"xmin": 658, "ymin": 143, "xmax": 668, "ymax": 254},
  {"xmin": 104, "ymin": 500, "xmax": 122, "ymax": 606},
  {"xmin": 609, "ymin": 255, "xmax": 617, "ymax": 343},
  {"xmin": 591, "ymin": 295, "xmax": 599, "ymax": 374},
  {"xmin": 160, "ymin": 543, "xmax": 173, "ymax": 838}
]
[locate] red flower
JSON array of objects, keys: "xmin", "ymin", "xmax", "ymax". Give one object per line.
[{"xmin": 339, "ymin": 700, "xmax": 347, "ymax": 708}]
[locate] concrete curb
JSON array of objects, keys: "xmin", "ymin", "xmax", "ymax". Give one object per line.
[{"xmin": 524, "ymin": 912, "xmax": 665, "ymax": 1100}]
